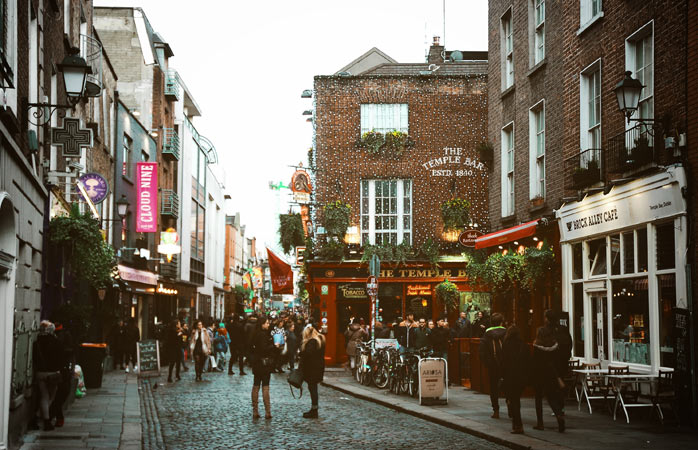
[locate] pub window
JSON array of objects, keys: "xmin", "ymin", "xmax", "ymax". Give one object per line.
[
  {"xmin": 658, "ymin": 274, "xmax": 676, "ymax": 367},
  {"xmin": 588, "ymin": 238, "xmax": 607, "ymax": 276},
  {"xmin": 122, "ymin": 134, "xmax": 132, "ymax": 177},
  {"xmin": 360, "ymin": 179, "xmax": 411, "ymax": 246},
  {"xmin": 573, "ymin": 283, "xmax": 584, "ymax": 357},
  {"xmin": 622, "ymin": 231, "xmax": 635, "ymax": 274},
  {"xmin": 656, "ymin": 222, "xmax": 675, "ymax": 270}
]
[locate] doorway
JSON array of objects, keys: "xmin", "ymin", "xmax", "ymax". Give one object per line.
[
  {"xmin": 590, "ymin": 294, "xmax": 608, "ymax": 361},
  {"xmin": 0, "ymin": 193, "xmax": 17, "ymax": 449}
]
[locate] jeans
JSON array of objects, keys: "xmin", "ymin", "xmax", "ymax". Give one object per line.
[
  {"xmin": 228, "ymin": 345, "xmax": 244, "ymax": 372},
  {"xmin": 253, "ymin": 372, "xmax": 271, "ymax": 387},
  {"xmin": 168, "ymin": 356, "xmax": 181, "ymax": 380},
  {"xmin": 488, "ymin": 367, "xmax": 502, "ymax": 411},
  {"xmin": 308, "ymin": 382, "xmax": 319, "ymax": 408},
  {"xmin": 36, "ymin": 372, "xmax": 59, "ymax": 420},
  {"xmin": 535, "ymin": 379, "xmax": 564, "ymax": 422},
  {"xmin": 49, "ymin": 368, "xmax": 71, "ymax": 420}
]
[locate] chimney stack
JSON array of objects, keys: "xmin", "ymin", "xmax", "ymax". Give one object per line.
[{"xmin": 428, "ymin": 35, "xmax": 444, "ymax": 64}]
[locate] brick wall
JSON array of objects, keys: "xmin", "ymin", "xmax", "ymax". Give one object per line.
[
  {"xmin": 487, "ymin": 0, "xmax": 566, "ymax": 232},
  {"xmin": 313, "ymin": 74, "xmax": 489, "ymax": 247}
]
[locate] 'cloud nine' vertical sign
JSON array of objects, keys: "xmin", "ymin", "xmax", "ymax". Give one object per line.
[{"xmin": 136, "ymin": 162, "xmax": 158, "ymax": 232}]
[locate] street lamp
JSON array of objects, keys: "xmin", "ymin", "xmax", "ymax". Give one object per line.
[
  {"xmin": 116, "ymin": 195, "xmax": 129, "ymax": 219},
  {"xmin": 614, "ymin": 71, "xmax": 650, "ymax": 123},
  {"xmin": 27, "ymin": 47, "xmax": 92, "ymax": 126}
]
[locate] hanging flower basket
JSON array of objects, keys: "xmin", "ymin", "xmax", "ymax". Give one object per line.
[
  {"xmin": 278, "ymin": 213, "xmax": 305, "ymax": 254},
  {"xmin": 436, "ymin": 279, "xmax": 460, "ymax": 312},
  {"xmin": 323, "ymin": 200, "xmax": 351, "ymax": 237},
  {"xmin": 441, "ymin": 198, "xmax": 470, "ymax": 232},
  {"xmin": 356, "ymin": 129, "xmax": 414, "ymax": 157}
]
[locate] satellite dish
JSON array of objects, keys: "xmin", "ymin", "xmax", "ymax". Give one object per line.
[
  {"xmin": 450, "ymin": 50, "xmax": 464, "ymax": 62},
  {"xmin": 337, "ymin": 71, "xmax": 352, "ymax": 77}
]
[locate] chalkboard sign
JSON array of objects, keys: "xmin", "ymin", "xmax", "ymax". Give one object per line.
[{"xmin": 137, "ymin": 339, "xmax": 161, "ymax": 376}]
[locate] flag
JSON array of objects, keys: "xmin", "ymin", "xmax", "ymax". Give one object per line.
[
  {"xmin": 242, "ymin": 271, "xmax": 252, "ymax": 290},
  {"xmin": 252, "ymin": 267, "xmax": 264, "ymax": 289},
  {"xmin": 267, "ymin": 247, "xmax": 293, "ymax": 295}
]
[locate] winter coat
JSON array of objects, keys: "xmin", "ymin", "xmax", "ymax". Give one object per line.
[
  {"xmin": 479, "ymin": 326, "xmax": 507, "ymax": 371},
  {"xmin": 300, "ymin": 337, "xmax": 326, "ymax": 385},
  {"xmin": 226, "ymin": 320, "xmax": 245, "ymax": 350},
  {"xmin": 430, "ymin": 326, "xmax": 451, "ymax": 353},
  {"xmin": 501, "ymin": 337, "xmax": 531, "ymax": 396},
  {"xmin": 164, "ymin": 326, "xmax": 183, "ymax": 361},
  {"xmin": 374, "ymin": 323, "xmax": 391, "ymax": 339},
  {"xmin": 189, "ymin": 329, "xmax": 212, "ymax": 355},
  {"xmin": 532, "ymin": 334, "xmax": 560, "ymax": 389},
  {"xmin": 125, "ymin": 324, "xmax": 140, "ymax": 353},
  {"xmin": 250, "ymin": 328, "xmax": 276, "ymax": 376},
  {"xmin": 214, "ymin": 330, "xmax": 230, "ymax": 353},
  {"xmin": 396, "ymin": 322, "xmax": 419, "ymax": 349},
  {"xmin": 413, "ymin": 327, "xmax": 431, "ymax": 349},
  {"xmin": 243, "ymin": 318, "xmax": 258, "ymax": 353},
  {"xmin": 33, "ymin": 333, "xmax": 64, "ymax": 373},
  {"xmin": 286, "ymin": 330, "xmax": 298, "ymax": 356},
  {"xmin": 344, "ymin": 324, "xmax": 366, "ymax": 356},
  {"xmin": 468, "ymin": 319, "xmax": 486, "ymax": 338}
]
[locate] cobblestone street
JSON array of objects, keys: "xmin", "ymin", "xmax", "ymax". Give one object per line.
[{"xmin": 150, "ymin": 368, "xmax": 506, "ymax": 450}]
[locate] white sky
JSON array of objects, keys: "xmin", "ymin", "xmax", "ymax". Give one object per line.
[{"xmin": 94, "ymin": 0, "xmax": 488, "ymax": 252}]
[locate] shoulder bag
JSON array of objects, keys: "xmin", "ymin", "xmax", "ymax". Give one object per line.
[{"xmin": 287, "ymin": 368, "xmax": 303, "ymax": 399}]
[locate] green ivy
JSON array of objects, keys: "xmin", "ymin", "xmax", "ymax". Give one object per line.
[
  {"xmin": 234, "ymin": 284, "xmax": 253, "ymax": 301},
  {"xmin": 361, "ymin": 242, "xmax": 415, "ymax": 266},
  {"xmin": 48, "ymin": 206, "xmax": 116, "ymax": 289},
  {"xmin": 278, "ymin": 213, "xmax": 305, "ymax": 254},
  {"xmin": 317, "ymin": 238, "xmax": 346, "ymax": 261},
  {"xmin": 467, "ymin": 251, "xmax": 524, "ymax": 294},
  {"xmin": 441, "ymin": 198, "xmax": 470, "ymax": 231},
  {"xmin": 436, "ymin": 279, "xmax": 460, "ymax": 312},
  {"xmin": 323, "ymin": 200, "xmax": 351, "ymax": 237},
  {"xmin": 522, "ymin": 243, "xmax": 556, "ymax": 290},
  {"xmin": 419, "ymin": 237, "xmax": 440, "ymax": 268}
]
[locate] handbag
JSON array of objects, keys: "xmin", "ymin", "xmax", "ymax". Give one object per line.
[
  {"xmin": 287, "ymin": 368, "xmax": 303, "ymax": 399},
  {"xmin": 281, "ymin": 342, "xmax": 288, "ymax": 356},
  {"xmin": 209, "ymin": 355, "xmax": 217, "ymax": 369}
]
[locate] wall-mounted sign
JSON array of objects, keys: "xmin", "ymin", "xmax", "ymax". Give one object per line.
[
  {"xmin": 407, "ymin": 284, "xmax": 432, "ymax": 296},
  {"xmin": 337, "ymin": 283, "xmax": 368, "ymax": 300},
  {"xmin": 118, "ymin": 264, "xmax": 157, "ymax": 286},
  {"xmin": 77, "ymin": 173, "xmax": 109, "ymax": 204},
  {"xmin": 158, "ymin": 228, "xmax": 181, "ymax": 255},
  {"xmin": 51, "ymin": 117, "xmax": 93, "ymax": 157},
  {"xmin": 421, "ymin": 147, "xmax": 486, "ymax": 177},
  {"xmin": 321, "ymin": 285, "xmax": 329, "ymax": 295},
  {"xmin": 291, "ymin": 169, "xmax": 312, "ymax": 204},
  {"xmin": 458, "ymin": 229, "xmax": 484, "ymax": 247},
  {"xmin": 136, "ymin": 162, "xmax": 158, "ymax": 232}
]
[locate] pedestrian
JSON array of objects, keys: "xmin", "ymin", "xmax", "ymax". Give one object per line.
[
  {"xmin": 480, "ymin": 312, "xmax": 506, "ymax": 418},
  {"xmin": 214, "ymin": 323, "xmax": 230, "ymax": 371},
  {"xmin": 189, "ymin": 320, "xmax": 212, "ymax": 382},
  {"xmin": 501, "ymin": 324, "xmax": 530, "ymax": 434},
  {"xmin": 413, "ymin": 318, "xmax": 430, "ymax": 350},
  {"xmin": 33, "ymin": 321, "xmax": 64, "ymax": 431},
  {"xmin": 344, "ymin": 320, "xmax": 367, "ymax": 372},
  {"xmin": 165, "ymin": 319, "xmax": 182, "ymax": 383},
  {"xmin": 250, "ymin": 316, "xmax": 275, "ymax": 420},
  {"xmin": 48, "ymin": 320, "xmax": 74, "ymax": 428},
  {"xmin": 456, "ymin": 311, "xmax": 469, "ymax": 338},
  {"xmin": 430, "ymin": 318, "xmax": 451, "ymax": 360},
  {"xmin": 124, "ymin": 320, "xmax": 140, "ymax": 373},
  {"xmin": 205, "ymin": 321, "xmax": 216, "ymax": 372},
  {"xmin": 532, "ymin": 315, "xmax": 566, "ymax": 432},
  {"xmin": 180, "ymin": 322, "xmax": 190, "ymax": 372},
  {"xmin": 226, "ymin": 315, "xmax": 246, "ymax": 375},
  {"xmin": 299, "ymin": 324, "xmax": 326, "ymax": 418},
  {"xmin": 469, "ymin": 311, "xmax": 487, "ymax": 338},
  {"xmin": 271, "ymin": 320, "xmax": 287, "ymax": 373},
  {"xmin": 398, "ymin": 313, "xmax": 418, "ymax": 350},
  {"xmin": 286, "ymin": 322, "xmax": 298, "ymax": 370},
  {"xmin": 108, "ymin": 320, "xmax": 126, "ymax": 370}
]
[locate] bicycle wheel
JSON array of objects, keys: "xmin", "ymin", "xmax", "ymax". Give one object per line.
[
  {"xmin": 408, "ymin": 367, "xmax": 419, "ymax": 398},
  {"xmin": 373, "ymin": 360, "xmax": 389, "ymax": 389},
  {"xmin": 354, "ymin": 354, "xmax": 362, "ymax": 383},
  {"xmin": 398, "ymin": 365, "xmax": 410, "ymax": 394}
]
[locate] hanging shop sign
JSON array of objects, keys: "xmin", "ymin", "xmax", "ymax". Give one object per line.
[
  {"xmin": 51, "ymin": 117, "xmax": 93, "ymax": 157},
  {"xmin": 406, "ymin": 284, "xmax": 432, "ymax": 296},
  {"xmin": 77, "ymin": 173, "xmax": 109, "ymax": 204},
  {"xmin": 158, "ymin": 228, "xmax": 181, "ymax": 255},
  {"xmin": 118, "ymin": 264, "xmax": 157, "ymax": 286},
  {"xmin": 421, "ymin": 147, "xmax": 486, "ymax": 178},
  {"xmin": 458, "ymin": 229, "xmax": 483, "ymax": 247},
  {"xmin": 291, "ymin": 168, "xmax": 313, "ymax": 204},
  {"xmin": 136, "ymin": 162, "xmax": 158, "ymax": 232}
]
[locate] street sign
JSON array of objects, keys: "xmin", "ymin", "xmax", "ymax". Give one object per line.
[{"xmin": 366, "ymin": 275, "xmax": 378, "ymax": 297}]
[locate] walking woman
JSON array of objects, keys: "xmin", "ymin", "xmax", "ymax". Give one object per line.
[
  {"xmin": 33, "ymin": 321, "xmax": 64, "ymax": 431},
  {"xmin": 250, "ymin": 316, "xmax": 275, "ymax": 419},
  {"xmin": 501, "ymin": 325, "xmax": 530, "ymax": 434},
  {"xmin": 189, "ymin": 320, "xmax": 211, "ymax": 382},
  {"xmin": 165, "ymin": 319, "xmax": 182, "ymax": 383},
  {"xmin": 532, "ymin": 324, "xmax": 566, "ymax": 432},
  {"xmin": 299, "ymin": 324, "xmax": 326, "ymax": 418}
]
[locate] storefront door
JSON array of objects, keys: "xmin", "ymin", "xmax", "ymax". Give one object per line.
[{"xmin": 590, "ymin": 294, "xmax": 608, "ymax": 361}]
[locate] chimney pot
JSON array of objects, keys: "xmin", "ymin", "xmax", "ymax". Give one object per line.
[{"xmin": 433, "ymin": 36, "xmax": 441, "ymax": 46}]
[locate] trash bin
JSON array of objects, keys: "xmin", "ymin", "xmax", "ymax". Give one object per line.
[{"xmin": 78, "ymin": 343, "xmax": 107, "ymax": 389}]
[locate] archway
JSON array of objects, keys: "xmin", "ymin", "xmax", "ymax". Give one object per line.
[{"xmin": 0, "ymin": 192, "xmax": 17, "ymax": 450}]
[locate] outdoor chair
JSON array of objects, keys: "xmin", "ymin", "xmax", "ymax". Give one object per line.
[
  {"xmin": 643, "ymin": 370, "xmax": 678, "ymax": 425},
  {"xmin": 605, "ymin": 364, "xmax": 631, "ymax": 413},
  {"xmin": 579, "ymin": 362, "xmax": 606, "ymax": 413},
  {"xmin": 566, "ymin": 359, "xmax": 582, "ymax": 401}
]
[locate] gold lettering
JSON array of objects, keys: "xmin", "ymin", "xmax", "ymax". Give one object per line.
[
  {"xmin": 408, "ymin": 270, "xmax": 417, "ymax": 277},
  {"xmin": 444, "ymin": 270, "xmax": 452, "ymax": 278},
  {"xmin": 386, "ymin": 270, "xmax": 394, "ymax": 277},
  {"xmin": 457, "ymin": 269, "xmax": 467, "ymax": 277},
  {"xmin": 416, "ymin": 270, "xmax": 427, "ymax": 278},
  {"xmin": 399, "ymin": 270, "xmax": 407, "ymax": 277}
]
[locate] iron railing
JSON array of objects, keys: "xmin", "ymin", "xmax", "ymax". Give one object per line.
[
  {"xmin": 160, "ymin": 254, "xmax": 179, "ymax": 279},
  {"xmin": 564, "ymin": 148, "xmax": 604, "ymax": 191},
  {"xmin": 160, "ymin": 189, "xmax": 179, "ymax": 218},
  {"xmin": 162, "ymin": 128, "xmax": 180, "ymax": 160},
  {"xmin": 80, "ymin": 34, "xmax": 103, "ymax": 97},
  {"xmin": 164, "ymin": 70, "xmax": 180, "ymax": 100},
  {"xmin": 605, "ymin": 123, "xmax": 679, "ymax": 176}
]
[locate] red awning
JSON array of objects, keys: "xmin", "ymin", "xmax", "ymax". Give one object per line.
[{"xmin": 474, "ymin": 219, "xmax": 539, "ymax": 249}]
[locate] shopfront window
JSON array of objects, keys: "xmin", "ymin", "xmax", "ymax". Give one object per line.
[
  {"xmin": 588, "ymin": 238, "xmax": 607, "ymax": 276},
  {"xmin": 658, "ymin": 274, "xmax": 676, "ymax": 367},
  {"xmin": 612, "ymin": 278, "xmax": 650, "ymax": 365},
  {"xmin": 572, "ymin": 243, "xmax": 583, "ymax": 280},
  {"xmin": 656, "ymin": 222, "xmax": 675, "ymax": 270},
  {"xmin": 637, "ymin": 228, "xmax": 648, "ymax": 272},
  {"xmin": 573, "ymin": 283, "xmax": 584, "ymax": 357},
  {"xmin": 610, "ymin": 234, "xmax": 620, "ymax": 275},
  {"xmin": 623, "ymin": 231, "xmax": 635, "ymax": 273}
]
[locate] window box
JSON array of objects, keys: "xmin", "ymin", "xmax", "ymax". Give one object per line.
[
  {"xmin": 530, "ymin": 196, "xmax": 545, "ymax": 208},
  {"xmin": 572, "ymin": 160, "xmax": 600, "ymax": 189}
]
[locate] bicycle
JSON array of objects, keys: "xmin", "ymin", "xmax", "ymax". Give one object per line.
[
  {"xmin": 405, "ymin": 347, "xmax": 434, "ymax": 397},
  {"xmin": 354, "ymin": 340, "xmax": 374, "ymax": 386},
  {"xmin": 371, "ymin": 346, "xmax": 391, "ymax": 389}
]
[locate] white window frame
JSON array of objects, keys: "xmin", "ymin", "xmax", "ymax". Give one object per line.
[
  {"xmin": 501, "ymin": 8, "xmax": 514, "ymax": 90},
  {"xmin": 529, "ymin": 100, "xmax": 545, "ymax": 199},
  {"xmin": 360, "ymin": 179, "xmax": 412, "ymax": 246},
  {"xmin": 360, "ymin": 104, "xmax": 408, "ymax": 135},
  {"xmin": 501, "ymin": 122, "xmax": 515, "ymax": 217},
  {"xmin": 580, "ymin": 0, "xmax": 602, "ymax": 26},
  {"xmin": 579, "ymin": 59, "xmax": 602, "ymax": 153},
  {"xmin": 532, "ymin": 0, "xmax": 545, "ymax": 65},
  {"xmin": 625, "ymin": 21, "xmax": 654, "ymax": 126}
]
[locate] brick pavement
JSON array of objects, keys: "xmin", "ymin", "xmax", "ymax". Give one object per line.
[
  {"xmin": 19, "ymin": 370, "xmax": 142, "ymax": 450},
  {"xmin": 148, "ymin": 366, "xmax": 507, "ymax": 450},
  {"xmin": 322, "ymin": 369, "xmax": 698, "ymax": 450}
]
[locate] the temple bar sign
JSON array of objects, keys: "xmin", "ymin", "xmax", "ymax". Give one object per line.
[
  {"xmin": 380, "ymin": 268, "xmax": 466, "ymax": 279},
  {"xmin": 421, "ymin": 147, "xmax": 485, "ymax": 177}
]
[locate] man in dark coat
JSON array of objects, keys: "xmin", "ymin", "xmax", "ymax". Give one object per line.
[
  {"xmin": 49, "ymin": 321, "xmax": 75, "ymax": 427},
  {"xmin": 226, "ymin": 315, "xmax": 246, "ymax": 375},
  {"xmin": 480, "ymin": 312, "xmax": 507, "ymax": 418},
  {"xmin": 108, "ymin": 320, "xmax": 126, "ymax": 370},
  {"xmin": 124, "ymin": 320, "xmax": 140, "ymax": 373},
  {"xmin": 243, "ymin": 314, "xmax": 258, "ymax": 368}
]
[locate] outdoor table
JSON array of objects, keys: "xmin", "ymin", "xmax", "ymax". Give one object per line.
[
  {"xmin": 607, "ymin": 373, "xmax": 658, "ymax": 424},
  {"xmin": 573, "ymin": 368, "xmax": 609, "ymax": 413}
]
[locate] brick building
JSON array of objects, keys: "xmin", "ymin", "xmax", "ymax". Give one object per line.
[{"xmin": 307, "ymin": 40, "xmax": 489, "ymax": 364}]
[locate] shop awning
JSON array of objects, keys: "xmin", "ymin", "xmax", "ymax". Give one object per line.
[{"xmin": 475, "ymin": 219, "xmax": 539, "ymax": 249}]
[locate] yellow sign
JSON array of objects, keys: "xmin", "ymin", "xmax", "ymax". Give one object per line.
[{"xmin": 407, "ymin": 284, "xmax": 432, "ymax": 296}]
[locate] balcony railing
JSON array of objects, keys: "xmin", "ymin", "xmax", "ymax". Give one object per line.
[
  {"xmin": 605, "ymin": 123, "xmax": 679, "ymax": 177},
  {"xmin": 160, "ymin": 189, "xmax": 179, "ymax": 218},
  {"xmin": 164, "ymin": 70, "xmax": 180, "ymax": 100},
  {"xmin": 80, "ymin": 34, "xmax": 103, "ymax": 97},
  {"xmin": 160, "ymin": 254, "xmax": 179, "ymax": 279},
  {"xmin": 564, "ymin": 148, "xmax": 604, "ymax": 191},
  {"xmin": 162, "ymin": 128, "xmax": 180, "ymax": 161}
]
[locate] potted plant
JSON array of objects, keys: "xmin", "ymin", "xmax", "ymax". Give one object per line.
[
  {"xmin": 435, "ymin": 279, "xmax": 460, "ymax": 312},
  {"xmin": 530, "ymin": 195, "xmax": 545, "ymax": 208},
  {"xmin": 356, "ymin": 130, "xmax": 386, "ymax": 154},
  {"xmin": 383, "ymin": 130, "xmax": 415, "ymax": 157},
  {"xmin": 441, "ymin": 198, "xmax": 470, "ymax": 232},
  {"xmin": 572, "ymin": 159, "xmax": 600, "ymax": 189},
  {"xmin": 477, "ymin": 141, "xmax": 494, "ymax": 169},
  {"xmin": 630, "ymin": 135, "xmax": 653, "ymax": 167}
]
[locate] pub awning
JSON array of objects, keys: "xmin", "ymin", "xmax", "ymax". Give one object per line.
[{"xmin": 475, "ymin": 219, "xmax": 539, "ymax": 249}]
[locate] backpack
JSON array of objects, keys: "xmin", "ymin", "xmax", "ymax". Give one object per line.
[{"xmin": 491, "ymin": 334, "xmax": 504, "ymax": 371}]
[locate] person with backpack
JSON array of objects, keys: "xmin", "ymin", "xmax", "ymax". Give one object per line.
[
  {"xmin": 214, "ymin": 323, "xmax": 230, "ymax": 372},
  {"xmin": 479, "ymin": 312, "xmax": 507, "ymax": 418}
]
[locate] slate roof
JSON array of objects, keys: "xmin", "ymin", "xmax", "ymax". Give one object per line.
[{"xmin": 361, "ymin": 61, "xmax": 488, "ymax": 76}]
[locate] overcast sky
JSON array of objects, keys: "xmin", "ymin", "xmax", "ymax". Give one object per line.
[{"xmin": 94, "ymin": 0, "xmax": 488, "ymax": 253}]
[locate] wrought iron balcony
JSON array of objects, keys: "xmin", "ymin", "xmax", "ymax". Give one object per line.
[
  {"xmin": 164, "ymin": 70, "xmax": 180, "ymax": 100},
  {"xmin": 162, "ymin": 128, "xmax": 180, "ymax": 161},
  {"xmin": 160, "ymin": 254, "xmax": 179, "ymax": 279},
  {"xmin": 564, "ymin": 148, "xmax": 604, "ymax": 191},
  {"xmin": 160, "ymin": 189, "xmax": 179, "ymax": 218},
  {"xmin": 80, "ymin": 34, "xmax": 103, "ymax": 97},
  {"xmin": 605, "ymin": 123, "xmax": 679, "ymax": 177}
]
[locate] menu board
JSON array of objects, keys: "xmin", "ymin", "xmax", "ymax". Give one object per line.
[{"xmin": 137, "ymin": 339, "xmax": 161, "ymax": 376}]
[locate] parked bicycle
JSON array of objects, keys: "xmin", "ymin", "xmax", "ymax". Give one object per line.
[{"xmin": 353, "ymin": 340, "xmax": 374, "ymax": 386}]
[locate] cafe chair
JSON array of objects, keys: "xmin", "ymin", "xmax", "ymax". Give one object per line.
[
  {"xmin": 605, "ymin": 365, "xmax": 631, "ymax": 414},
  {"xmin": 644, "ymin": 370, "xmax": 678, "ymax": 425},
  {"xmin": 579, "ymin": 362, "xmax": 605, "ymax": 413},
  {"xmin": 566, "ymin": 359, "xmax": 583, "ymax": 401}
]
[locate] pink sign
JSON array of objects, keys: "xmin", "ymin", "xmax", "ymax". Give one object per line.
[{"xmin": 136, "ymin": 162, "xmax": 158, "ymax": 232}]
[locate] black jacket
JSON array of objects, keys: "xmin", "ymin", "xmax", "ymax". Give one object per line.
[
  {"xmin": 430, "ymin": 327, "xmax": 451, "ymax": 353},
  {"xmin": 479, "ymin": 326, "xmax": 507, "ymax": 370},
  {"xmin": 300, "ymin": 337, "xmax": 326, "ymax": 385},
  {"xmin": 250, "ymin": 328, "xmax": 275, "ymax": 375},
  {"xmin": 33, "ymin": 334, "xmax": 64, "ymax": 372},
  {"xmin": 244, "ymin": 319, "xmax": 258, "ymax": 353},
  {"xmin": 501, "ymin": 337, "xmax": 531, "ymax": 395},
  {"xmin": 226, "ymin": 320, "xmax": 245, "ymax": 350}
]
